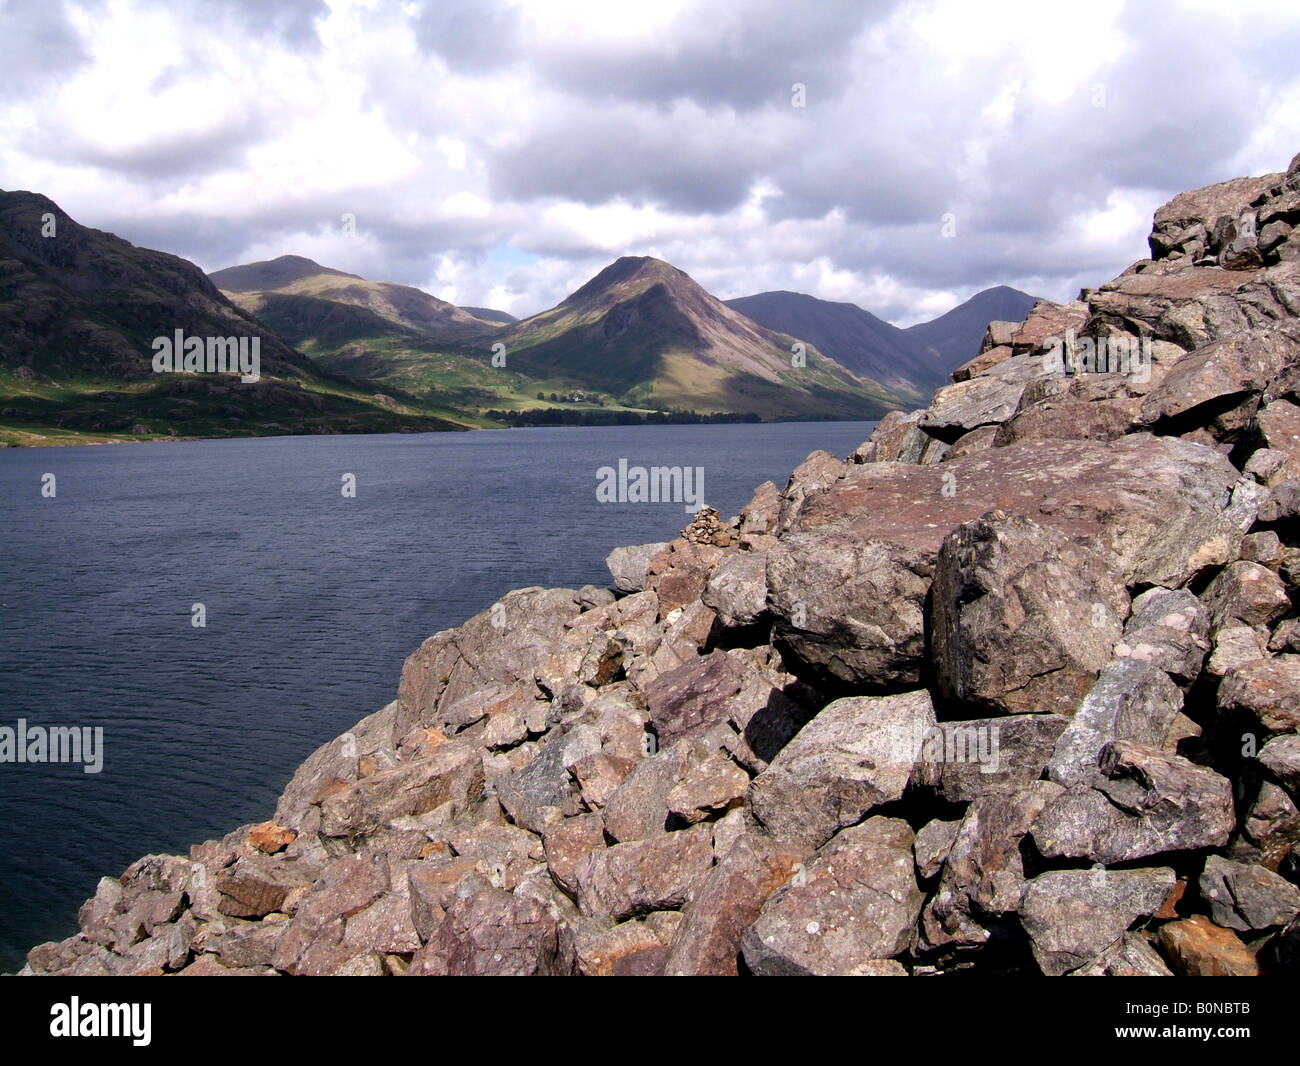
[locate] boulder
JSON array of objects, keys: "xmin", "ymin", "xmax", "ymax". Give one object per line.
[
  {"xmin": 1137, "ymin": 334, "xmax": 1289, "ymax": 430},
  {"xmin": 917, "ymin": 714, "xmax": 1068, "ymax": 802},
  {"xmin": 914, "ymin": 818, "xmax": 962, "ymax": 880},
  {"xmin": 602, "ymin": 742, "xmax": 691, "ymax": 843},
  {"xmin": 748, "ymin": 691, "xmax": 935, "ymax": 851},
  {"xmin": 606, "ymin": 542, "xmax": 671, "ymax": 593},
  {"xmin": 1260, "ymin": 734, "xmax": 1300, "ymax": 794},
  {"xmin": 664, "ymin": 833, "xmax": 805, "ymax": 976},
  {"xmin": 495, "ymin": 725, "xmax": 602, "ymax": 834},
  {"xmin": 1199, "ymin": 856, "xmax": 1300, "ymax": 932},
  {"xmin": 319, "ymin": 738, "xmax": 484, "ymax": 838},
  {"xmin": 576, "ymin": 823, "xmax": 714, "ymax": 921},
  {"xmin": 1020, "ymin": 867, "xmax": 1176, "ymax": 976},
  {"xmin": 215, "ymin": 854, "xmax": 317, "ymax": 920},
  {"xmin": 666, "ymin": 752, "xmax": 749, "ymax": 824},
  {"xmin": 1032, "ymin": 741, "xmax": 1235, "ymax": 864},
  {"xmin": 1046, "ymin": 659, "xmax": 1185, "ymax": 788},
  {"xmin": 740, "ymin": 818, "xmax": 921, "ymax": 975},
  {"xmin": 768, "ymin": 435, "xmax": 1240, "ymax": 687},
  {"xmin": 931, "ymin": 511, "xmax": 1128, "ymax": 716},
  {"xmin": 542, "ymin": 813, "xmax": 606, "ymax": 896},
  {"xmin": 643, "ymin": 651, "xmax": 745, "ymax": 746},
  {"xmin": 408, "ymin": 888, "xmax": 561, "ymax": 976},
  {"xmin": 1218, "ymin": 656, "xmax": 1300, "ymax": 734},
  {"xmin": 1114, "ymin": 587, "xmax": 1211, "ymax": 684},
  {"xmin": 922, "ymin": 781, "xmax": 1063, "ymax": 950},
  {"xmin": 1070, "ymin": 933, "xmax": 1173, "ymax": 976},
  {"xmin": 920, "ymin": 375, "xmax": 1033, "ymax": 438},
  {"xmin": 701, "ymin": 551, "xmax": 768, "ymax": 627},
  {"xmin": 1157, "ymin": 915, "xmax": 1261, "ymax": 976},
  {"xmin": 1200, "ymin": 561, "xmax": 1291, "ymax": 631},
  {"xmin": 994, "ymin": 375, "xmax": 1143, "ymax": 447}
]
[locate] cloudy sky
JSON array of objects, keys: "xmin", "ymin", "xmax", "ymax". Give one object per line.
[{"xmin": 3, "ymin": 0, "xmax": 1299, "ymax": 324}]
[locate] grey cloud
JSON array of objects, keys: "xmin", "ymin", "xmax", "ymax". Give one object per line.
[
  {"xmin": 486, "ymin": 103, "xmax": 777, "ymax": 213},
  {"xmin": 0, "ymin": 0, "xmax": 92, "ymax": 93},
  {"xmin": 411, "ymin": 0, "xmax": 522, "ymax": 73},
  {"xmin": 32, "ymin": 108, "xmax": 269, "ymax": 180},
  {"xmin": 534, "ymin": 0, "xmax": 895, "ymax": 110},
  {"xmin": 193, "ymin": 0, "xmax": 328, "ymax": 50}
]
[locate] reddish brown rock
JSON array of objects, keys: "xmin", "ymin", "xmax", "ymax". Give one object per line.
[
  {"xmin": 1158, "ymin": 915, "xmax": 1260, "ymax": 976},
  {"xmin": 245, "ymin": 821, "xmax": 297, "ymax": 855},
  {"xmin": 1219, "ymin": 655, "xmax": 1300, "ymax": 733},
  {"xmin": 768, "ymin": 435, "xmax": 1240, "ymax": 687},
  {"xmin": 216, "ymin": 854, "xmax": 317, "ymax": 920},
  {"xmin": 407, "ymin": 888, "xmax": 561, "ymax": 976},
  {"xmin": 571, "ymin": 752, "xmax": 637, "ymax": 810},
  {"xmin": 666, "ymin": 753, "xmax": 750, "ymax": 824},
  {"xmin": 319, "ymin": 737, "xmax": 484, "ymax": 838},
  {"xmin": 664, "ymin": 833, "xmax": 805, "ymax": 976},
  {"xmin": 576, "ymin": 823, "xmax": 714, "ymax": 921},
  {"xmin": 931, "ymin": 511, "xmax": 1128, "ymax": 717},
  {"xmin": 543, "ymin": 813, "xmax": 606, "ymax": 896},
  {"xmin": 643, "ymin": 651, "xmax": 745, "ymax": 746}
]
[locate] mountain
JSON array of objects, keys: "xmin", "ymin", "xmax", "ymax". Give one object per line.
[
  {"xmin": 724, "ymin": 290, "xmax": 939, "ymax": 402},
  {"xmin": 212, "ymin": 258, "xmax": 550, "ymax": 415},
  {"xmin": 903, "ymin": 285, "xmax": 1038, "ymax": 372},
  {"xmin": 216, "ymin": 255, "xmax": 495, "ymax": 341},
  {"xmin": 208, "ymin": 255, "xmax": 362, "ymax": 293},
  {"xmin": 462, "ymin": 306, "xmax": 517, "ymax": 325},
  {"xmin": 0, "ymin": 192, "xmax": 469, "ymax": 444},
  {"xmin": 727, "ymin": 285, "xmax": 1039, "ymax": 399},
  {"xmin": 492, "ymin": 256, "xmax": 899, "ymax": 419}
]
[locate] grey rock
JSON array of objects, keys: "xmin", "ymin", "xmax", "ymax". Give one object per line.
[
  {"xmin": 1115, "ymin": 587, "xmax": 1210, "ymax": 684},
  {"xmin": 605, "ymin": 542, "xmax": 671, "ymax": 593},
  {"xmin": 932, "ymin": 512, "xmax": 1127, "ymax": 717},
  {"xmin": 741, "ymin": 818, "xmax": 921, "ymax": 975},
  {"xmin": 1260, "ymin": 734, "xmax": 1300, "ymax": 794},
  {"xmin": 1070, "ymin": 933, "xmax": 1174, "ymax": 976},
  {"xmin": 1199, "ymin": 855, "xmax": 1300, "ymax": 932},
  {"xmin": 917, "ymin": 714, "xmax": 1068, "ymax": 802},
  {"xmin": 495, "ymin": 725, "xmax": 601, "ymax": 834},
  {"xmin": 1032, "ymin": 742, "xmax": 1235, "ymax": 864},
  {"xmin": 1047, "ymin": 659, "xmax": 1184, "ymax": 788},
  {"xmin": 1020, "ymin": 867, "xmax": 1176, "ymax": 976},
  {"xmin": 914, "ymin": 818, "xmax": 961, "ymax": 880},
  {"xmin": 748, "ymin": 691, "xmax": 935, "ymax": 851},
  {"xmin": 701, "ymin": 551, "xmax": 768, "ymax": 627},
  {"xmin": 922, "ymin": 781, "xmax": 1064, "ymax": 950}
]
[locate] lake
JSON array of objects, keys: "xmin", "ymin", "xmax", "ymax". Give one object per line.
[{"xmin": 0, "ymin": 420, "xmax": 876, "ymax": 970}]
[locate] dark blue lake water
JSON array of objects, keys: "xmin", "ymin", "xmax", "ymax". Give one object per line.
[{"xmin": 0, "ymin": 420, "xmax": 875, "ymax": 970}]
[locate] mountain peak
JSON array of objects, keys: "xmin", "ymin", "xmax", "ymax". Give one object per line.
[
  {"xmin": 210, "ymin": 255, "xmax": 362, "ymax": 293},
  {"xmin": 564, "ymin": 255, "xmax": 690, "ymax": 304}
]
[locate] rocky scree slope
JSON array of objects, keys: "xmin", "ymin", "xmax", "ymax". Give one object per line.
[{"xmin": 22, "ymin": 153, "xmax": 1300, "ymax": 976}]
